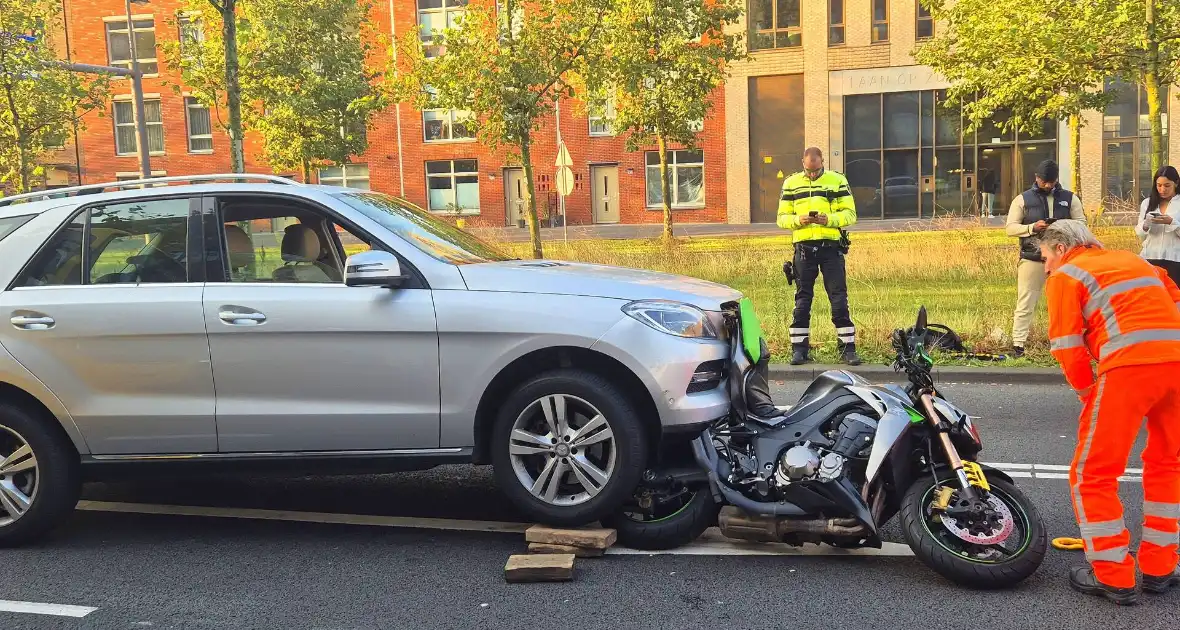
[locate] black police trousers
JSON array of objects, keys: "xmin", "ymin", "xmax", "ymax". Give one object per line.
[{"xmin": 789, "ymin": 240, "xmax": 855, "ymax": 351}]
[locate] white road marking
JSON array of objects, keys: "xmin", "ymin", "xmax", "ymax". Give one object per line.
[
  {"xmin": 984, "ymin": 462, "xmax": 1142, "ymax": 483},
  {"xmin": 605, "ymin": 528, "xmax": 915, "ymax": 557},
  {"xmin": 75, "ymin": 500, "xmax": 531, "ymax": 534},
  {"xmin": 0, "ymin": 600, "xmax": 97, "ymax": 618}
]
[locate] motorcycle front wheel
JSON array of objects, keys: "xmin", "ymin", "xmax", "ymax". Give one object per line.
[
  {"xmin": 601, "ymin": 487, "xmax": 718, "ymax": 550},
  {"xmin": 899, "ymin": 473, "xmax": 1047, "ymax": 589}
]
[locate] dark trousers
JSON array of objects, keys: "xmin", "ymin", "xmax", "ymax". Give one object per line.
[
  {"xmin": 790, "ymin": 241, "xmax": 855, "ymax": 351},
  {"xmin": 1147, "ymin": 259, "xmax": 1180, "ymax": 289}
]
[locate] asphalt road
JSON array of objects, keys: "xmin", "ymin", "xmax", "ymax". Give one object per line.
[{"xmin": 1, "ymin": 381, "xmax": 1174, "ymax": 629}]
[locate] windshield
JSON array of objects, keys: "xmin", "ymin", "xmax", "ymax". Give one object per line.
[{"xmin": 334, "ymin": 191, "xmax": 515, "ymax": 265}]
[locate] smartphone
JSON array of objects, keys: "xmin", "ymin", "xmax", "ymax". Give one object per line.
[{"xmin": 809, "ymin": 211, "xmax": 819, "ymax": 217}]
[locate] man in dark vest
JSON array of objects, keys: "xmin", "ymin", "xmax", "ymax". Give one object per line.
[{"xmin": 1005, "ymin": 159, "xmax": 1085, "ymax": 357}]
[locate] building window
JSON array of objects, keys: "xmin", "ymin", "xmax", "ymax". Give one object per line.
[
  {"xmin": 426, "ymin": 159, "xmax": 479, "ymax": 213},
  {"xmin": 589, "ymin": 99, "xmax": 616, "ymax": 136},
  {"xmin": 423, "ymin": 109, "xmax": 474, "ymax": 142},
  {"xmin": 318, "ymin": 164, "xmax": 371, "ymax": 190},
  {"xmin": 113, "ymin": 99, "xmax": 165, "ymax": 155},
  {"xmin": 645, "ymin": 150, "xmax": 705, "ymax": 208},
  {"xmin": 178, "ymin": 15, "xmax": 204, "ymax": 61},
  {"xmin": 829, "ymin": 0, "xmax": 845, "ymax": 46},
  {"xmin": 105, "ymin": 18, "xmax": 158, "ymax": 75},
  {"xmin": 748, "ymin": 0, "xmax": 801, "ymax": 51},
  {"xmin": 916, "ymin": 0, "xmax": 934, "ymax": 39},
  {"xmin": 1103, "ymin": 79, "xmax": 1170, "ymax": 206},
  {"xmin": 418, "ymin": 0, "xmax": 468, "ymax": 58},
  {"xmin": 185, "ymin": 97, "xmax": 213, "ymax": 153},
  {"xmin": 871, "ymin": 0, "xmax": 889, "ymax": 43}
]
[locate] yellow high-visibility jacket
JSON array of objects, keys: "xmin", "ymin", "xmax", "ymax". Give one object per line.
[{"xmin": 776, "ymin": 169, "xmax": 857, "ymax": 243}]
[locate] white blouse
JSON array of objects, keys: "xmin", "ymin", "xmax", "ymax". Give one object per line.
[{"xmin": 1135, "ymin": 197, "xmax": 1180, "ymax": 262}]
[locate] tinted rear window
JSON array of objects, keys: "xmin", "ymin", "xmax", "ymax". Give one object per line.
[{"xmin": 0, "ymin": 215, "xmax": 33, "ymax": 243}]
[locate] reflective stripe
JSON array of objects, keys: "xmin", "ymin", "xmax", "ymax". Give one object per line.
[
  {"xmin": 1051, "ymin": 334, "xmax": 1085, "ymax": 351},
  {"xmin": 1145, "ymin": 500, "xmax": 1180, "ymax": 519},
  {"xmin": 1143, "ymin": 527, "xmax": 1180, "ymax": 547},
  {"xmin": 1086, "ymin": 546, "xmax": 1130, "ymax": 563},
  {"xmin": 1072, "ymin": 375, "xmax": 1106, "ymax": 524},
  {"xmin": 1059, "ymin": 265, "xmax": 1120, "ymax": 339},
  {"xmin": 1099, "ymin": 328, "xmax": 1180, "ymax": 360},
  {"xmin": 789, "ymin": 336, "xmax": 808, "ymax": 343},
  {"xmin": 789, "ymin": 328, "xmax": 810, "ymax": 335},
  {"xmin": 1080, "ymin": 518, "xmax": 1127, "ymax": 539},
  {"xmin": 1083, "ymin": 276, "xmax": 1164, "ymax": 319},
  {"xmin": 838, "ymin": 336, "xmax": 856, "ymax": 343},
  {"xmin": 835, "ymin": 327, "xmax": 856, "ymax": 334}
]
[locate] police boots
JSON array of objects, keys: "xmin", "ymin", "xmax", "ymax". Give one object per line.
[
  {"xmin": 790, "ymin": 345, "xmax": 809, "ymax": 365},
  {"xmin": 840, "ymin": 343, "xmax": 863, "ymax": 366}
]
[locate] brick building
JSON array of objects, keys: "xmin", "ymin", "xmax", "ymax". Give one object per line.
[{"xmin": 35, "ymin": 0, "xmax": 727, "ymax": 228}]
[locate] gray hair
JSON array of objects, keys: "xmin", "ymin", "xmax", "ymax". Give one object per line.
[{"xmin": 1040, "ymin": 219, "xmax": 1103, "ymax": 250}]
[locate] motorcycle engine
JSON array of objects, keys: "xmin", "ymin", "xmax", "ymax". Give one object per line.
[{"xmin": 770, "ymin": 413, "xmax": 878, "ymax": 489}]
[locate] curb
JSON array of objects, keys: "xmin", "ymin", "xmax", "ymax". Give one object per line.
[{"xmin": 767, "ymin": 363, "xmax": 1065, "ymax": 385}]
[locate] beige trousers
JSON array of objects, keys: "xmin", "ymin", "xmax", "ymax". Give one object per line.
[{"xmin": 1012, "ymin": 258, "xmax": 1047, "ymax": 347}]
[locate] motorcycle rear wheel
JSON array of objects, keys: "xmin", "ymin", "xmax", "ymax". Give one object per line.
[
  {"xmin": 900, "ymin": 473, "xmax": 1047, "ymax": 589},
  {"xmin": 602, "ymin": 488, "xmax": 718, "ymax": 550}
]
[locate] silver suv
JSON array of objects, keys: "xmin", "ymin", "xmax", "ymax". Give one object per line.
[{"xmin": 0, "ymin": 175, "xmax": 739, "ymax": 546}]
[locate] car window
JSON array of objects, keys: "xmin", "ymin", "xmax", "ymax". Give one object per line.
[
  {"xmin": 217, "ymin": 200, "xmax": 373, "ymax": 284},
  {"xmin": 16, "ymin": 199, "xmax": 191, "ymax": 287},
  {"xmin": 333, "ymin": 191, "xmax": 514, "ymax": 265},
  {"xmin": 0, "ymin": 214, "xmax": 33, "ymax": 243}
]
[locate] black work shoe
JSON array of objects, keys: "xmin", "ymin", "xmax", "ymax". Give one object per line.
[
  {"xmin": 1143, "ymin": 568, "xmax": 1180, "ymax": 594},
  {"xmin": 841, "ymin": 348, "xmax": 863, "ymax": 366},
  {"xmin": 790, "ymin": 347, "xmax": 809, "ymax": 365},
  {"xmin": 1011, "ymin": 345, "xmax": 1025, "ymax": 359},
  {"xmin": 1068, "ymin": 566, "xmax": 1140, "ymax": 605}
]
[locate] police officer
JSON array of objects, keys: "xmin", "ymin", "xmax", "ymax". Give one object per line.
[
  {"xmin": 778, "ymin": 147, "xmax": 860, "ymax": 366},
  {"xmin": 1005, "ymin": 159, "xmax": 1085, "ymax": 357}
]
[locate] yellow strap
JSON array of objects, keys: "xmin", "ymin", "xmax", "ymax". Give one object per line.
[{"xmin": 1052, "ymin": 536, "xmax": 1084, "ymax": 550}]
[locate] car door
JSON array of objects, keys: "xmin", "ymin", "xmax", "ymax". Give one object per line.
[
  {"xmin": 0, "ymin": 196, "xmax": 216, "ymax": 454},
  {"xmin": 200, "ymin": 194, "xmax": 441, "ymax": 453}
]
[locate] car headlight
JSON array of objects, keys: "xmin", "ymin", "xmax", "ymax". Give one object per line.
[{"xmin": 622, "ymin": 300, "xmax": 718, "ymax": 339}]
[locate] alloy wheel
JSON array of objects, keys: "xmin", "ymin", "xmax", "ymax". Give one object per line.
[
  {"xmin": 0, "ymin": 425, "xmax": 38, "ymax": 527},
  {"xmin": 508, "ymin": 394, "xmax": 617, "ymax": 507}
]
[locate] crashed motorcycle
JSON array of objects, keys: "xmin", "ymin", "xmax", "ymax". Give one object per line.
[{"xmin": 603, "ymin": 300, "xmax": 1048, "ymax": 589}]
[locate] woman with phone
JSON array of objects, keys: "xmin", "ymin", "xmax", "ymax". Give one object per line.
[{"xmin": 1135, "ymin": 165, "xmax": 1180, "ymax": 286}]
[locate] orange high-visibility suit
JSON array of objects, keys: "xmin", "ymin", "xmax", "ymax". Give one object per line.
[{"xmin": 1046, "ymin": 246, "xmax": 1180, "ymax": 589}]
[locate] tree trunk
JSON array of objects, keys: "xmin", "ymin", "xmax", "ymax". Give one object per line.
[
  {"xmin": 222, "ymin": 0, "xmax": 245, "ymax": 173},
  {"xmin": 1145, "ymin": 0, "xmax": 1164, "ymax": 174},
  {"xmin": 301, "ymin": 158, "xmax": 312, "ymax": 184},
  {"xmin": 519, "ymin": 135, "xmax": 544, "ymax": 259},
  {"xmin": 17, "ymin": 142, "xmax": 31, "ymax": 194},
  {"xmin": 658, "ymin": 136, "xmax": 673, "ymax": 242},
  {"xmin": 1069, "ymin": 114, "xmax": 1081, "ymax": 194}
]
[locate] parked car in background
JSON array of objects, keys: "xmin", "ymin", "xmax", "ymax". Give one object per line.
[{"xmin": 0, "ymin": 175, "xmax": 740, "ymax": 546}]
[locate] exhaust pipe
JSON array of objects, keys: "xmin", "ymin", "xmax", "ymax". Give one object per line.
[{"xmin": 690, "ymin": 434, "xmax": 806, "ymax": 517}]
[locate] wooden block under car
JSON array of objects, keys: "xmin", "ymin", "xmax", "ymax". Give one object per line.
[
  {"xmin": 524, "ymin": 525, "xmax": 617, "ymax": 549},
  {"xmin": 528, "ymin": 542, "xmax": 605, "ymax": 558},
  {"xmin": 504, "ymin": 553, "xmax": 576, "ymax": 583}
]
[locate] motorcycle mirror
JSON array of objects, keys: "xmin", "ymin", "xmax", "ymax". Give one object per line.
[{"xmin": 916, "ymin": 306, "xmax": 928, "ymax": 333}]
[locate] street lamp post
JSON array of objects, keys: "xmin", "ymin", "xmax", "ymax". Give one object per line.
[{"xmin": 124, "ymin": 0, "xmax": 151, "ymax": 179}]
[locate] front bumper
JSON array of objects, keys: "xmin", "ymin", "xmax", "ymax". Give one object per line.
[{"xmin": 591, "ymin": 315, "xmax": 731, "ymax": 432}]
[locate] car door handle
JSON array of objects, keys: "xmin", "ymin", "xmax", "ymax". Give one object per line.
[
  {"xmin": 218, "ymin": 308, "xmax": 267, "ymax": 326},
  {"xmin": 10, "ymin": 315, "xmax": 55, "ymax": 330}
]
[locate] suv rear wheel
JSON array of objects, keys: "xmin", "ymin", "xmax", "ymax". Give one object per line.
[
  {"xmin": 491, "ymin": 369, "xmax": 648, "ymax": 526},
  {"xmin": 0, "ymin": 402, "xmax": 80, "ymax": 547}
]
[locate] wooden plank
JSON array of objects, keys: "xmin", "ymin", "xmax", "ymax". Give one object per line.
[
  {"xmin": 504, "ymin": 553, "xmax": 575, "ymax": 583},
  {"xmin": 528, "ymin": 542, "xmax": 604, "ymax": 558},
  {"xmin": 524, "ymin": 525, "xmax": 617, "ymax": 549}
]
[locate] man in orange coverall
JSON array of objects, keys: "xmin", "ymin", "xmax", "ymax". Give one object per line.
[{"xmin": 1041, "ymin": 220, "xmax": 1180, "ymax": 605}]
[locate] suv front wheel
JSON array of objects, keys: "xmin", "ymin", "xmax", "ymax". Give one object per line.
[{"xmin": 491, "ymin": 369, "xmax": 648, "ymax": 527}]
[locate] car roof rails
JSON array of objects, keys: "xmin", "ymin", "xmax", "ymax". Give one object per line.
[{"xmin": 0, "ymin": 173, "xmax": 302, "ymax": 207}]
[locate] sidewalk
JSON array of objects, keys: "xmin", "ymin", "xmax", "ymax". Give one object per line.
[
  {"xmin": 768, "ymin": 362, "xmax": 1065, "ymax": 385},
  {"xmin": 472, "ymin": 213, "xmax": 1133, "ymax": 243}
]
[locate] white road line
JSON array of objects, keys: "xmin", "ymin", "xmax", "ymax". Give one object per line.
[
  {"xmin": 75, "ymin": 501, "xmax": 531, "ymax": 534},
  {"xmin": 605, "ymin": 528, "xmax": 915, "ymax": 557},
  {"xmin": 0, "ymin": 600, "xmax": 97, "ymax": 618}
]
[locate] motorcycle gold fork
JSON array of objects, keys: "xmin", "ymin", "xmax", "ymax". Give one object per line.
[{"xmin": 919, "ymin": 391, "xmax": 982, "ymax": 496}]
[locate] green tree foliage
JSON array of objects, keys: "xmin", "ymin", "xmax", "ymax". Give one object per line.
[
  {"xmin": 581, "ymin": 0, "xmax": 745, "ymax": 241},
  {"xmin": 393, "ymin": 0, "xmax": 611, "ymax": 259},
  {"xmin": 0, "ymin": 0, "xmax": 108, "ymax": 193}
]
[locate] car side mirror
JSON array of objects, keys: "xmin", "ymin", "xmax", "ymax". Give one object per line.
[{"xmin": 344, "ymin": 250, "xmax": 408, "ymax": 289}]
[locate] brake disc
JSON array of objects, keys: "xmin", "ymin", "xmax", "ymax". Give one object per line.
[{"xmin": 941, "ymin": 494, "xmax": 1015, "ymax": 545}]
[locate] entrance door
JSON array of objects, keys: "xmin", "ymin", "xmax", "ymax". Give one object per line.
[
  {"xmin": 590, "ymin": 165, "xmax": 620, "ymax": 224},
  {"xmin": 748, "ymin": 74, "xmax": 805, "ymax": 223},
  {"xmin": 504, "ymin": 168, "xmax": 526, "ymax": 227},
  {"xmin": 977, "ymin": 146, "xmax": 1014, "ymax": 217}
]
